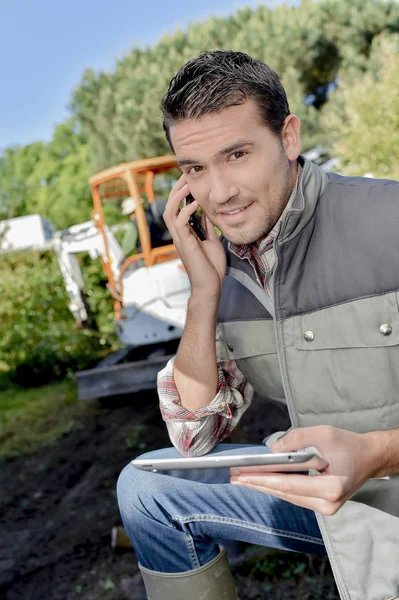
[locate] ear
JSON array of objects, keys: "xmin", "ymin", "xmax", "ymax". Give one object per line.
[{"xmin": 282, "ymin": 114, "xmax": 301, "ymax": 161}]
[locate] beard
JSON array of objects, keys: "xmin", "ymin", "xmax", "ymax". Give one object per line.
[{"xmin": 216, "ymin": 169, "xmax": 295, "ymax": 246}]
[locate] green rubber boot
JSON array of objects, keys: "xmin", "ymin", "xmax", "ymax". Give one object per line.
[{"xmin": 139, "ymin": 548, "xmax": 238, "ymax": 600}]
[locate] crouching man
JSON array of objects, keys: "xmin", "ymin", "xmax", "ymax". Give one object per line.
[{"xmin": 117, "ymin": 50, "xmax": 399, "ymax": 600}]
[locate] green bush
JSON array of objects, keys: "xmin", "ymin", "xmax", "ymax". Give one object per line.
[
  {"xmin": 0, "ymin": 250, "xmax": 119, "ymax": 386},
  {"xmin": 321, "ymin": 33, "xmax": 399, "ymax": 180}
]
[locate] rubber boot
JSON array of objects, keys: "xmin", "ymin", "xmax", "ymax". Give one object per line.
[{"xmin": 139, "ymin": 547, "xmax": 238, "ymax": 600}]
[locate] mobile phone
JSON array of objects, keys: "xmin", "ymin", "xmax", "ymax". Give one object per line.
[
  {"xmin": 185, "ymin": 193, "xmax": 207, "ymax": 241},
  {"xmin": 131, "ymin": 450, "xmax": 321, "ymax": 472}
]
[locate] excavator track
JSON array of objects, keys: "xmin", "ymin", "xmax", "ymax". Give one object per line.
[{"xmin": 76, "ymin": 352, "xmax": 174, "ymax": 400}]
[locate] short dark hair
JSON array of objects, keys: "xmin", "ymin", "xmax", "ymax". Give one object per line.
[{"xmin": 161, "ymin": 50, "xmax": 290, "ymax": 149}]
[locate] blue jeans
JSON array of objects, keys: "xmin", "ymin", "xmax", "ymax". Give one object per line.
[{"xmin": 117, "ymin": 444, "xmax": 326, "ymax": 573}]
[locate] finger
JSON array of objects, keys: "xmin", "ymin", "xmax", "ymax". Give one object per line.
[
  {"xmin": 204, "ymin": 214, "xmax": 219, "ymax": 242},
  {"xmin": 175, "ymin": 200, "xmax": 201, "ymax": 238},
  {"xmin": 270, "ymin": 427, "xmax": 322, "ymax": 454},
  {"xmin": 163, "ymin": 181, "xmax": 190, "ymax": 223},
  {"xmin": 176, "ymin": 199, "xmax": 200, "ymax": 219},
  {"xmin": 169, "ymin": 173, "xmax": 188, "ymax": 195},
  {"xmin": 231, "ymin": 455, "xmax": 328, "ymax": 475},
  {"xmin": 231, "ymin": 479, "xmax": 340, "ymax": 515},
  {"xmin": 170, "ymin": 200, "xmax": 201, "ymax": 249},
  {"xmin": 175, "ymin": 173, "xmax": 188, "ymax": 189},
  {"xmin": 231, "ymin": 472, "xmax": 345, "ymax": 502}
]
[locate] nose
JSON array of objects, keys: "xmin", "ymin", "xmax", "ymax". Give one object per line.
[{"xmin": 209, "ymin": 172, "xmax": 240, "ymax": 207}]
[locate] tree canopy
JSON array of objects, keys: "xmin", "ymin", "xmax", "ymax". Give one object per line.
[
  {"xmin": 0, "ymin": 119, "xmax": 92, "ymax": 229},
  {"xmin": 322, "ymin": 33, "xmax": 399, "ymax": 180}
]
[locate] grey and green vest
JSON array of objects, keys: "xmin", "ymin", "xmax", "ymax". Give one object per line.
[{"xmin": 218, "ymin": 156, "xmax": 399, "ymax": 600}]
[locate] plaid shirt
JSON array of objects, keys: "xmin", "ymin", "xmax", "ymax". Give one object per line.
[{"xmin": 158, "ymin": 170, "xmax": 300, "ymax": 456}]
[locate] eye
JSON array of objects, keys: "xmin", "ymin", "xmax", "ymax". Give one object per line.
[
  {"xmin": 188, "ymin": 165, "xmax": 203, "ymax": 174},
  {"xmin": 230, "ymin": 151, "xmax": 246, "ymax": 161}
]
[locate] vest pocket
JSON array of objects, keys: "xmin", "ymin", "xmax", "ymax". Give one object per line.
[
  {"xmin": 218, "ymin": 320, "xmax": 277, "ymax": 359},
  {"xmin": 294, "ymin": 292, "xmax": 399, "ymax": 351},
  {"xmin": 218, "ymin": 320, "xmax": 286, "ymax": 403},
  {"xmin": 287, "ymin": 291, "xmax": 399, "ymax": 423}
]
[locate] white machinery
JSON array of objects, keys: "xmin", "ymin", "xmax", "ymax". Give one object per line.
[
  {"xmin": 54, "ymin": 218, "xmax": 190, "ymax": 345},
  {"xmin": 0, "ymin": 214, "xmax": 55, "ymax": 252}
]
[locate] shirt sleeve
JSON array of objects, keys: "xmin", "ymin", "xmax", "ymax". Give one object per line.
[{"xmin": 157, "ymin": 326, "xmax": 254, "ymax": 456}]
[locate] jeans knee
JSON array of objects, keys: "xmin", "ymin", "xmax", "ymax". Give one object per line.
[
  {"xmin": 117, "ymin": 463, "xmax": 134, "ymax": 521},
  {"xmin": 117, "ymin": 462, "xmax": 147, "ymax": 518},
  {"xmin": 116, "ymin": 454, "xmax": 171, "ymax": 527},
  {"xmin": 116, "ymin": 461, "xmax": 166, "ymax": 553}
]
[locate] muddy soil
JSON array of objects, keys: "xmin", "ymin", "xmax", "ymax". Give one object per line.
[{"xmin": 0, "ymin": 390, "xmax": 339, "ymax": 600}]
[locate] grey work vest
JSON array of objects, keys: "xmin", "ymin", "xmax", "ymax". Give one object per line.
[{"xmin": 218, "ymin": 157, "xmax": 399, "ymax": 600}]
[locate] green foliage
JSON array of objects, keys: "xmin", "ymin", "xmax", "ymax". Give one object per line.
[
  {"xmin": 0, "ymin": 119, "xmax": 92, "ymax": 228},
  {"xmin": 322, "ymin": 33, "xmax": 399, "ymax": 179},
  {"xmin": 125, "ymin": 423, "xmax": 147, "ymax": 451},
  {"xmin": 77, "ymin": 253, "xmax": 117, "ymax": 335},
  {"xmin": 249, "ymin": 552, "xmax": 308, "ymax": 580},
  {"xmin": 0, "ymin": 378, "xmax": 90, "ymax": 458},
  {"xmin": 0, "ymin": 250, "xmax": 118, "ymax": 386},
  {"xmin": 0, "ymin": 142, "xmax": 46, "ymax": 219},
  {"xmin": 100, "ymin": 578, "xmax": 115, "ymax": 591},
  {"xmin": 236, "ymin": 549, "xmax": 335, "ymax": 594}
]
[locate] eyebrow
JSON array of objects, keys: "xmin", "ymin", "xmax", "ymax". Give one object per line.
[{"xmin": 177, "ymin": 140, "xmax": 256, "ymax": 168}]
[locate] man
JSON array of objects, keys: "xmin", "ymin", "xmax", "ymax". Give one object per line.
[
  {"xmin": 120, "ymin": 196, "xmax": 172, "ymax": 258},
  {"xmin": 120, "ymin": 197, "xmax": 140, "ymax": 257},
  {"xmin": 117, "ymin": 51, "xmax": 399, "ymax": 600}
]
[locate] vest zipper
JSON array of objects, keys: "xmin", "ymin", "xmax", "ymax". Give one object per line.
[
  {"xmin": 271, "ymin": 233, "xmax": 349, "ymax": 600},
  {"xmin": 271, "ymin": 232, "xmax": 296, "ymax": 428}
]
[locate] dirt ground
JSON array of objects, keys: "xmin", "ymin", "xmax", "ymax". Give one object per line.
[{"xmin": 0, "ymin": 389, "xmax": 339, "ymax": 600}]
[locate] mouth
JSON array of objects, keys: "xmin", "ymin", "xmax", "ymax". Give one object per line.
[{"xmin": 218, "ymin": 202, "xmax": 254, "ymax": 224}]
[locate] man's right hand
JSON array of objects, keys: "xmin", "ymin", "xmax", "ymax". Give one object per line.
[{"xmin": 163, "ymin": 175, "xmax": 226, "ymax": 300}]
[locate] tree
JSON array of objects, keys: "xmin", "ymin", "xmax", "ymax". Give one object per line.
[
  {"xmin": 0, "ymin": 120, "xmax": 92, "ymax": 229},
  {"xmin": 321, "ymin": 34, "xmax": 399, "ymax": 180},
  {"xmin": 0, "ymin": 142, "xmax": 45, "ymax": 219}
]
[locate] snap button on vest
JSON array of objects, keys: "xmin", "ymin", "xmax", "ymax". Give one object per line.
[
  {"xmin": 227, "ymin": 343, "xmax": 234, "ymax": 351},
  {"xmin": 304, "ymin": 330, "xmax": 315, "ymax": 342},
  {"xmin": 380, "ymin": 324, "xmax": 393, "ymax": 336}
]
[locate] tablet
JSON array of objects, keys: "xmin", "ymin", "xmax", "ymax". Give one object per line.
[{"xmin": 131, "ymin": 450, "xmax": 321, "ymax": 472}]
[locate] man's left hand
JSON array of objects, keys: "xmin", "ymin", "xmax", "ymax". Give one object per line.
[{"xmin": 230, "ymin": 425, "xmax": 380, "ymax": 516}]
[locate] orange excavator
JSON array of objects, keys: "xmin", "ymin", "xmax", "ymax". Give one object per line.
[{"xmin": 74, "ymin": 156, "xmax": 191, "ymax": 400}]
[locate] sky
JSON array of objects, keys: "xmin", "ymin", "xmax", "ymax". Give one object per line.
[{"xmin": 0, "ymin": 0, "xmax": 288, "ymax": 150}]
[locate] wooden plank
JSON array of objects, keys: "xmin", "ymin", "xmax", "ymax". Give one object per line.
[{"xmin": 76, "ymin": 354, "xmax": 174, "ymax": 400}]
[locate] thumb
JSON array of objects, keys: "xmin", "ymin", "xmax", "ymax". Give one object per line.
[{"xmin": 270, "ymin": 427, "xmax": 314, "ymax": 453}]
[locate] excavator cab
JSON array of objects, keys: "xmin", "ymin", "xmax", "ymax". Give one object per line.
[{"xmin": 120, "ymin": 195, "xmax": 172, "ymax": 259}]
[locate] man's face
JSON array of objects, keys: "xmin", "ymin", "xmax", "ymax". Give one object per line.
[{"xmin": 170, "ymin": 100, "xmax": 300, "ymax": 245}]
